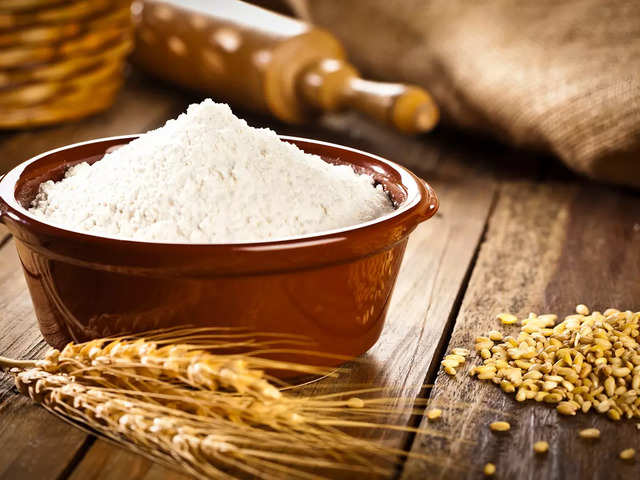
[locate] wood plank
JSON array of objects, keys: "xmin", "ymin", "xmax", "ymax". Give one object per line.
[
  {"xmin": 0, "ymin": 237, "xmax": 46, "ymax": 398},
  {"xmin": 0, "ymin": 396, "xmax": 89, "ymax": 480},
  {"xmin": 0, "ymin": 238, "xmax": 89, "ymax": 480},
  {"xmin": 0, "ymin": 76, "xmax": 191, "ymax": 480},
  {"xmin": 61, "ymin": 116, "xmax": 502, "ymax": 477},
  {"xmin": 402, "ymin": 180, "xmax": 640, "ymax": 479},
  {"xmin": 68, "ymin": 440, "xmax": 190, "ymax": 480}
]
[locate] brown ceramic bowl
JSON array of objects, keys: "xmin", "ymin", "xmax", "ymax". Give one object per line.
[{"xmin": 0, "ymin": 135, "xmax": 438, "ymax": 365}]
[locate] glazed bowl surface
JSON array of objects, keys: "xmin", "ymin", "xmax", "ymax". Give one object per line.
[{"xmin": 0, "ymin": 135, "xmax": 438, "ymax": 365}]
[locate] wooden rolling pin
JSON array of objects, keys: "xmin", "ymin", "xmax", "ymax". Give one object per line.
[{"xmin": 131, "ymin": 0, "xmax": 438, "ymax": 133}]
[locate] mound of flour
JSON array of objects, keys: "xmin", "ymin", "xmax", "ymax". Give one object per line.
[{"xmin": 29, "ymin": 100, "xmax": 393, "ymax": 243}]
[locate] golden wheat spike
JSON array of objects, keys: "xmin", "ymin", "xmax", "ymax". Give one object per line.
[
  {"xmin": 12, "ymin": 368, "xmax": 409, "ymax": 479},
  {"xmin": 36, "ymin": 335, "xmax": 335, "ymax": 402},
  {"xmin": 0, "ymin": 329, "xmax": 473, "ymax": 478}
]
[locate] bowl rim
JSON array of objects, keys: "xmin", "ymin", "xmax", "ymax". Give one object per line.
[{"xmin": 0, "ymin": 134, "xmax": 438, "ymax": 250}]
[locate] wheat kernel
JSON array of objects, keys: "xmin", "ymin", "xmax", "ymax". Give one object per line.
[
  {"xmin": 483, "ymin": 463, "xmax": 496, "ymax": 476},
  {"xmin": 441, "ymin": 359, "xmax": 459, "ymax": 369},
  {"xmin": 426, "ymin": 408, "xmax": 442, "ymax": 420},
  {"xmin": 488, "ymin": 330, "xmax": 503, "ymax": 341},
  {"xmin": 533, "ymin": 441, "xmax": 549, "ymax": 454},
  {"xmin": 578, "ymin": 428, "xmax": 600, "ymax": 439},
  {"xmin": 576, "ymin": 304, "xmax": 590, "ymax": 315},
  {"xmin": 500, "ymin": 381, "xmax": 515, "ymax": 393},
  {"xmin": 444, "ymin": 366, "xmax": 457, "ymax": 375},
  {"xmin": 612, "ymin": 367, "xmax": 631, "ymax": 377},
  {"xmin": 498, "ymin": 313, "xmax": 518, "ymax": 325},
  {"xmin": 535, "ymin": 391, "xmax": 547, "ymax": 402},
  {"xmin": 346, "ymin": 397, "xmax": 365, "ymax": 408},
  {"xmin": 523, "ymin": 371, "xmax": 542, "ymax": 381},
  {"xmin": 619, "ymin": 448, "xmax": 636, "ymax": 461},
  {"xmin": 604, "ymin": 376, "xmax": 616, "ymax": 397},
  {"xmin": 607, "ymin": 409, "xmax": 621, "ymax": 421},
  {"xmin": 447, "ymin": 354, "xmax": 466, "ymax": 363},
  {"xmin": 489, "ymin": 421, "xmax": 511, "ymax": 432},
  {"xmin": 557, "ymin": 402, "xmax": 577, "ymax": 416},
  {"xmin": 544, "ymin": 393, "xmax": 563, "ymax": 403},
  {"xmin": 452, "ymin": 348, "xmax": 470, "ymax": 356}
]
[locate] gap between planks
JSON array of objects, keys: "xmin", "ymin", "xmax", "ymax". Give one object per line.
[{"xmin": 399, "ymin": 185, "xmax": 500, "ymax": 455}]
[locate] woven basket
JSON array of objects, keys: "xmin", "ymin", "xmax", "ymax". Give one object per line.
[{"xmin": 0, "ymin": 0, "xmax": 132, "ymax": 128}]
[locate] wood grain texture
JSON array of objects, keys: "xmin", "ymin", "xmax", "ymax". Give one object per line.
[
  {"xmin": 0, "ymin": 238, "xmax": 44, "ymax": 399},
  {"xmin": 69, "ymin": 440, "xmax": 191, "ymax": 480},
  {"xmin": 0, "ymin": 238, "xmax": 88, "ymax": 480},
  {"xmin": 0, "ymin": 396, "xmax": 89, "ymax": 480},
  {"xmin": 402, "ymin": 180, "xmax": 640, "ymax": 479}
]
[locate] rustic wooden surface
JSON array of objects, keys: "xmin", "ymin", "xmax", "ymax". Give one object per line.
[
  {"xmin": 0, "ymin": 71, "xmax": 638, "ymax": 479},
  {"xmin": 402, "ymin": 179, "xmax": 640, "ymax": 480}
]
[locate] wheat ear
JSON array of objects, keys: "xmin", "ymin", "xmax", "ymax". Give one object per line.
[{"xmin": 1, "ymin": 331, "xmax": 470, "ymax": 478}]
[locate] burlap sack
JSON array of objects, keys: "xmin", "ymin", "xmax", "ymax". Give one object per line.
[{"xmin": 297, "ymin": 0, "xmax": 640, "ymax": 188}]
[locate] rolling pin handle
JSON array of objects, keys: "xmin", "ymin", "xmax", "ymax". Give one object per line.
[{"xmin": 298, "ymin": 58, "xmax": 439, "ymax": 134}]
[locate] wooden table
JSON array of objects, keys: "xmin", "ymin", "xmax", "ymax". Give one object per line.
[{"xmin": 1, "ymin": 73, "xmax": 639, "ymax": 480}]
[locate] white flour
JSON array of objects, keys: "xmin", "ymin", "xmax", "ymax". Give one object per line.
[{"xmin": 29, "ymin": 100, "xmax": 394, "ymax": 243}]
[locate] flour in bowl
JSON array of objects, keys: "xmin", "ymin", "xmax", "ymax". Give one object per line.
[{"xmin": 29, "ymin": 100, "xmax": 394, "ymax": 243}]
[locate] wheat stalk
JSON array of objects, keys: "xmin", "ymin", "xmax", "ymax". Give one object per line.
[
  {"xmin": 13, "ymin": 368, "xmax": 392, "ymax": 479},
  {"xmin": 41, "ymin": 329, "xmax": 335, "ymax": 399},
  {"xmin": 1, "ymin": 330, "xmax": 468, "ymax": 478}
]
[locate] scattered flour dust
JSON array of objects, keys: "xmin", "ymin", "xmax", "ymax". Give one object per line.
[{"xmin": 29, "ymin": 100, "xmax": 394, "ymax": 243}]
